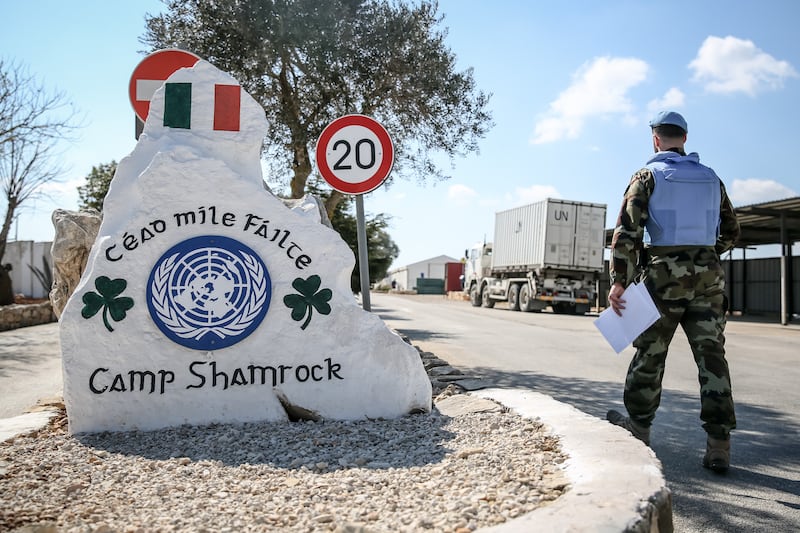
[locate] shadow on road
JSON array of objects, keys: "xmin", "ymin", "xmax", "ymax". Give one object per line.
[
  {"xmin": 0, "ymin": 323, "xmax": 60, "ymax": 379},
  {"xmin": 375, "ymin": 297, "xmax": 800, "ymax": 531},
  {"xmin": 421, "ymin": 362, "xmax": 800, "ymax": 532}
]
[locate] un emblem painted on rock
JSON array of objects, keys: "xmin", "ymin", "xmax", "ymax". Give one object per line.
[{"xmin": 147, "ymin": 235, "xmax": 271, "ymax": 350}]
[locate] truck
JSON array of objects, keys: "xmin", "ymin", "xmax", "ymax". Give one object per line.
[{"xmin": 464, "ymin": 198, "xmax": 607, "ymax": 315}]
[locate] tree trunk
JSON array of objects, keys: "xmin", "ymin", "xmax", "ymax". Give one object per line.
[
  {"xmin": 290, "ymin": 143, "xmax": 312, "ymax": 199},
  {"xmin": 277, "ymin": 53, "xmax": 313, "ymax": 200},
  {"xmin": 324, "ymin": 190, "xmax": 345, "ymax": 221}
]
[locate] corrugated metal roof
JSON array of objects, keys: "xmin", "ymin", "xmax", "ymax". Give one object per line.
[{"xmin": 734, "ymin": 196, "xmax": 800, "ymax": 247}]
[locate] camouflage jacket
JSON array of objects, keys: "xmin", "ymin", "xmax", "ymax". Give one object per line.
[{"xmin": 609, "ymin": 163, "xmax": 740, "ymax": 287}]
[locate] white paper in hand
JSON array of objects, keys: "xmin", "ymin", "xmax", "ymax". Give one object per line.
[{"xmin": 594, "ymin": 282, "xmax": 661, "ymax": 353}]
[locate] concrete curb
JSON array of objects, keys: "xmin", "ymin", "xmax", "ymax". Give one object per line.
[
  {"xmin": 473, "ymin": 388, "xmax": 672, "ymax": 533},
  {"xmin": 0, "ymin": 410, "xmax": 60, "ymax": 443}
]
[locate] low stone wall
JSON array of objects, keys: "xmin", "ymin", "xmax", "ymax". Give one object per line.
[{"xmin": 0, "ymin": 302, "xmax": 57, "ymax": 331}]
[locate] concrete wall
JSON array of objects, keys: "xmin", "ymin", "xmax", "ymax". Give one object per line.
[
  {"xmin": 4, "ymin": 241, "xmax": 53, "ymax": 299},
  {"xmin": 384, "ymin": 268, "xmax": 410, "ymax": 291}
]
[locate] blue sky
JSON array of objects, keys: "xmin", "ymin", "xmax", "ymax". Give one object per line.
[{"xmin": 3, "ymin": 0, "xmax": 799, "ymax": 268}]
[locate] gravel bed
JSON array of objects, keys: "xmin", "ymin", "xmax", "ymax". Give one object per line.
[
  {"xmin": 0, "ymin": 395, "xmax": 567, "ymax": 532},
  {"xmin": 1, "ymin": 337, "xmax": 569, "ymax": 532}
]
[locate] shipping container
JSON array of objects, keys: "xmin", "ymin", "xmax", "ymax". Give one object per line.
[
  {"xmin": 492, "ymin": 199, "xmax": 606, "ymax": 273},
  {"xmin": 445, "ymin": 262, "xmax": 465, "ymax": 292},
  {"xmin": 463, "ymin": 198, "xmax": 607, "ymax": 315}
]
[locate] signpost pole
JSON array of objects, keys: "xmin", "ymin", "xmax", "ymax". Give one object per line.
[{"xmin": 355, "ymin": 194, "xmax": 371, "ymax": 311}]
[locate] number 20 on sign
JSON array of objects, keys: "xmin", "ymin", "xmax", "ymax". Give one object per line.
[{"xmin": 315, "ymin": 115, "xmax": 394, "ymax": 195}]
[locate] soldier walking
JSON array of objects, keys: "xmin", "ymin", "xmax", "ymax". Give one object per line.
[{"xmin": 606, "ymin": 111, "xmax": 740, "ymax": 473}]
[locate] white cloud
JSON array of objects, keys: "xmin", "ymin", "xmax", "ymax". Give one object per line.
[
  {"xmin": 446, "ymin": 183, "xmax": 478, "ymax": 206},
  {"xmin": 38, "ymin": 177, "xmax": 83, "ymax": 195},
  {"xmin": 530, "ymin": 57, "xmax": 649, "ymax": 144},
  {"xmin": 647, "ymin": 88, "xmax": 685, "ymax": 113},
  {"xmin": 729, "ymin": 178, "xmax": 796, "ymax": 206},
  {"xmin": 505, "ymin": 184, "xmax": 561, "ymax": 207},
  {"xmin": 689, "ymin": 36, "xmax": 798, "ymax": 96}
]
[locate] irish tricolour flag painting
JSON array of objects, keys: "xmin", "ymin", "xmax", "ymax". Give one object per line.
[{"xmin": 163, "ymin": 82, "xmax": 241, "ymax": 132}]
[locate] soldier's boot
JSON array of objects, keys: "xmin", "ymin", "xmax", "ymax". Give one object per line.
[
  {"xmin": 606, "ymin": 409, "xmax": 650, "ymax": 446},
  {"xmin": 703, "ymin": 436, "xmax": 730, "ymax": 473}
]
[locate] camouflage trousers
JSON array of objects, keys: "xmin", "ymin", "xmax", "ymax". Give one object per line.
[{"xmin": 624, "ymin": 246, "xmax": 736, "ymax": 439}]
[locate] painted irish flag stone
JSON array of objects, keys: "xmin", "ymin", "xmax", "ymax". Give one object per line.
[
  {"xmin": 59, "ymin": 59, "xmax": 432, "ymax": 434},
  {"xmin": 163, "ymin": 81, "xmax": 242, "ymax": 131}
]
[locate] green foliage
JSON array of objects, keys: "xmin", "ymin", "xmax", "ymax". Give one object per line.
[
  {"xmin": 81, "ymin": 276, "xmax": 134, "ymax": 332},
  {"xmin": 302, "ymin": 178, "xmax": 399, "ymax": 292},
  {"xmin": 77, "ymin": 161, "xmax": 117, "ymax": 212},
  {"xmin": 27, "ymin": 255, "xmax": 52, "ymax": 293},
  {"xmin": 330, "ymin": 195, "xmax": 399, "ymax": 293},
  {"xmin": 141, "ymin": 0, "xmax": 492, "ymax": 200}
]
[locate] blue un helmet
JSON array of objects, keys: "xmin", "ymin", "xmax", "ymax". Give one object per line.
[{"xmin": 649, "ymin": 111, "xmax": 688, "ymax": 133}]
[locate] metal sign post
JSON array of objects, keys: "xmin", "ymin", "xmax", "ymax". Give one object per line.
[{"xmin": 355, "ymin": 195, "xmax": 371, "ymax": 311}]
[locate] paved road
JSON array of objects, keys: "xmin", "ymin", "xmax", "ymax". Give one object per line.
[
  {"xmin": 0, "ymin": 322, "xmax": 61, "ymax": 418},
  {"xmin": 371, "ymin": 292, "xmax": 800, "ymax": 533}
]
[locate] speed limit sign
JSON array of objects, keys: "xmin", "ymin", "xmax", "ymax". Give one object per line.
[{"xmin": 315, "ymin": 115, "xmax": 394, "ymax": 195}]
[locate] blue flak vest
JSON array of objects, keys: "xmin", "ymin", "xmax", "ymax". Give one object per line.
[{"xmin": 644, "ymin": 151, "xmax": 721, "ymax": 246}]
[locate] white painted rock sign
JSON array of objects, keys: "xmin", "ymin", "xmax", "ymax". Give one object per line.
[{"xmin": 59, "ymin": 59, "xmax": 431, "ymax": 434}]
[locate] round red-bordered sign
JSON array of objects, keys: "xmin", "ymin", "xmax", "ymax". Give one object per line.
[
  {"xmin": 129, "ymin": 49, "xmax": 201, "ymax": 123},
  {"xmin": 316, "ymin": 115, "xmax": 394, "ymax": 195}
]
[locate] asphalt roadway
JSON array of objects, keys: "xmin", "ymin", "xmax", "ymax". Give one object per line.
[{"xmin": 369, "ymin": 292, "xmax": 800, "ymax": 533}]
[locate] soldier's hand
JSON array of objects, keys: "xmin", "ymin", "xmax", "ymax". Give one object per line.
[{"xmin": 608, "ymin": 283, "xmax": 626, "ymax": 316}]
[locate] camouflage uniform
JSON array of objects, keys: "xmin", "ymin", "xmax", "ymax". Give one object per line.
[{"xmin": 609, "ymin": 153, "xmax": 740, "ymax": 439}]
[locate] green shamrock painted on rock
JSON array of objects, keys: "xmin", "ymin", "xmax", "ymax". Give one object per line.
[
  {"xmin": 283, "ymin": 275, "xmax": 332, "ymax": 330},
  {"xmin": 81, "ymin": 276, "xmax": 134, "ymax": 332}
]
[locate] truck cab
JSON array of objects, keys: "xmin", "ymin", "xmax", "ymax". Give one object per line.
[{"xmin": 464, "ymin": 242, "xmax": 492, "ymax": 306}]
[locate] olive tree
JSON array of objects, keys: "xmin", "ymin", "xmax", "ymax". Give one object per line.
[
  {"xmin": 141, "ymin": 0, "xmax": 492, "ymax": 218},
  {"xmin": 77, "ymin": 161, "xmax": 117, "ymax": 212},
  {"xmin": 308, "ymin": 180, "xmax": 399, "ymax": 292}
]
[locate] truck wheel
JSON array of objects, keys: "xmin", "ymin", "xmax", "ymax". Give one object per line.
[
  {"xmin": 519, "ymin": 284, "xmax": 532, "ymax": 312},
  {"xmin": 508, "ymin": 284, "xmax": 520, "ymax": 311},
  {"xmin": 469, "ymin": 285, "xmax": 481, "ymax": 307},
  {"xmin": 481, "ymin": 285, "xmax": 495, "ymax": 308}
]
